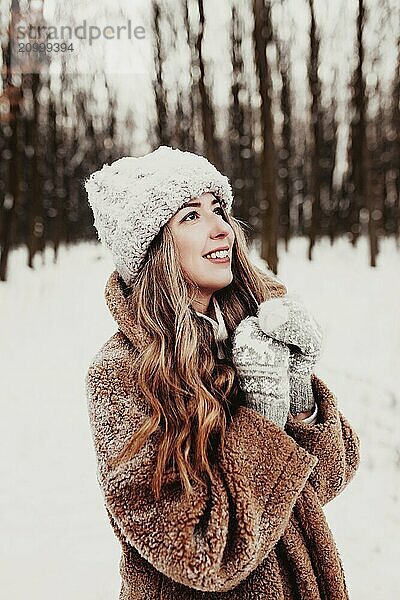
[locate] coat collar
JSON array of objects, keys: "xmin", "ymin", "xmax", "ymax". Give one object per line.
[
  {"xmin": 104, "ymin": 271, "xmax": 228, "ymax": 354},
  {"xmin": 104, "ymin": 270, "xmax": 153, "ymax": 352}
]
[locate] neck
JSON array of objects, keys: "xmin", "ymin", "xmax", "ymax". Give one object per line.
[{"xmin": 193, "ymin": 295, "xmax": 213, "ymax": 316}]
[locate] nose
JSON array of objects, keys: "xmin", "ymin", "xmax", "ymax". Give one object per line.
[{"xmin": 207, "ymin": 213, "xmax": 232, "ymax": 241}]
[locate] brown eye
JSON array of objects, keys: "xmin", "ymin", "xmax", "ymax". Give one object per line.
[
  {"xmin": 182, "ymin": 207, "xmax": 223, "ymax": 222},
  {"xmin": 182, "ymin": 211, "xmax": 198, "ymax": 222}
]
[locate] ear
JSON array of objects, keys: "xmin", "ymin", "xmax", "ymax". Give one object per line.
[{"xmin": 257, "ymin": 297, "xmax": 289, "ymax": 334}]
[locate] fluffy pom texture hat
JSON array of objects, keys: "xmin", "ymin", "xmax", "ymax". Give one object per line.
[{"xmin": 84, "ymin": 145, "xmax": 234, "ymax": 287}]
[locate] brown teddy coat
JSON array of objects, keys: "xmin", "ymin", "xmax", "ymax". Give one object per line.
[{"xmin": 85, "ymin": 271, "xmax": 361, "ymax": 599}]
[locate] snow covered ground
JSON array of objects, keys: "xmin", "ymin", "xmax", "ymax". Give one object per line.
[{"xmin": 1, "ymin": 235, "xmax": 399, "ymax": 599}]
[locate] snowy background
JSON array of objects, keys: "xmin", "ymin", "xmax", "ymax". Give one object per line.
[{"xmin": 1, "ymin": 236, "xmax": 399, "ymax": 599}]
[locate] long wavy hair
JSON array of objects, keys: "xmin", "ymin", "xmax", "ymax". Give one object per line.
[{"xmin": 110, "ymin": 202, "xmax": 287, "ymax": 500}]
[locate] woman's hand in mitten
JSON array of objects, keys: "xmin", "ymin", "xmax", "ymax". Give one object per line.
[
  {"xmin": 232, "ymin": 316, "xmax": 290, "ymax": 429},
  {"xmin": 257, "ymin": 294, "xmax": 324, "ymax": 416}
]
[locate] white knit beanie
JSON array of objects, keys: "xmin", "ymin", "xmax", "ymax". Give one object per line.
[{"xmin": 84, "ymin": 145, "xmax": 234, "ymax": 287}]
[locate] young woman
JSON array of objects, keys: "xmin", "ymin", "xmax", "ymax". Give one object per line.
[{"xmin": 84, "ymin": 146, "xmax": 360, "ymax": 600}]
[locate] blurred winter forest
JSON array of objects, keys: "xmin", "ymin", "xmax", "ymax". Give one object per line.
[{"xmin": 0, "ymin": 0, "xmax": 399, "ymax": 282}]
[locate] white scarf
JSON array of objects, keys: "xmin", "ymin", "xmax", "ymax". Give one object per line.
[{"xmin": 195, "ymin": 296, "xmax": 229, "ymax": 358}]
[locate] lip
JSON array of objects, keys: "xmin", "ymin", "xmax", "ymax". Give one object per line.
[
  {"xmin": 203, "ymin": 256, "xmax": 231, "ymax": 264},
  {"xmin": 202, "ymin": 246, "xmax": 230, "ymax": 258}
]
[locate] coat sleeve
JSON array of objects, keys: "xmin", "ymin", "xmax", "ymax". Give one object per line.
[
  {"xmin": 85, "ymin": 357, "xmax": 318, "ymax": 593},
  {"xmin": 284, "ymin": 374, "xmax": 360, "ymax": 507}
]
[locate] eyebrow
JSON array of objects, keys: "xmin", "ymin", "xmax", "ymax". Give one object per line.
[{"xmin": 177, "ymin": 197, "xmax": 221, "ymax": 212}]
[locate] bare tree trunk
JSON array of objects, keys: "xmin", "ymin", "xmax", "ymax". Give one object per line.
[
  {"xmin": 0, "ymin": 9, "xmax": 23, "ymax": 282},
  {"xmin": 228, "ymin": 5, "xmax": 255, "ymax": 229},
  {"xmin": 325, "ymin": 78, "xmax": 339, "ymax": 245},
  {"xmin": 307, "ymin": 0, "xmax": 323, "ymax": 261},
  {"xmin": 367, "ymin": 92, "xmax": 383, "ymax": 266},
  {"xmin": 229, "ymin": 6, "xmax": 245, "ymax": 214},
  {"xmin": 242, "ymin": 95, "xmax": 256, "ymax": 233},
  {"xmin": 152, "ymin": 0, "xmax": 169, "ymax": 146},
  {"xmin": 252, "ymin": 0, "xmax": 278, "ymax": 273},
  {"xmin": 0, "ymin": 98, "xmax": 20, "ymax": 281},
  {"xmin": 349, "ymin": 0, "xmax": 368, "ymax": 252},
  {"xmin": 391, "ymin": 37, "xmax": 400, "ymax": 243},
  {"xmin": 196, "ymin": 0, "xmax": 221, "ymax": 168},
  {"xmin": 183, "ymin": 0, "xmax": 199, "ymax": 152},
  {"xmin": 276, "ymin": 37, "xmax": 293, "ymax": 252},
  {"xmin": 27, "ymin": 73, "xmax": 42, "ymax": 268},
  {"xmin": 47, "ymin": 96, "xmax": 65, "ymax": 261}
]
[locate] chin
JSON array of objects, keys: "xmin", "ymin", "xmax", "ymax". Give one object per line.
[{"xmin": 210, "ymin": 273, "xmax": 233, "ymax": 289}]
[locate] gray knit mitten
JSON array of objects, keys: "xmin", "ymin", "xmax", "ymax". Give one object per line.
[
  {"xmin": 257, "ymin": 294, "xmax": 324, "ymax": 416},
  {"xmin": 232, "ymin": 316, "xmax": 290, "ymax": 429}
]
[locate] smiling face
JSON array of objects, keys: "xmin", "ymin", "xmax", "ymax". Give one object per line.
[{"xmin": 167, "ymin": 192, "xmax": 235, "ymax": 314}]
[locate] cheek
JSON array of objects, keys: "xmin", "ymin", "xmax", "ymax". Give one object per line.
[{"xmin": 176, "ymin": 237, "xmax": 202, "ymax": 271}]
